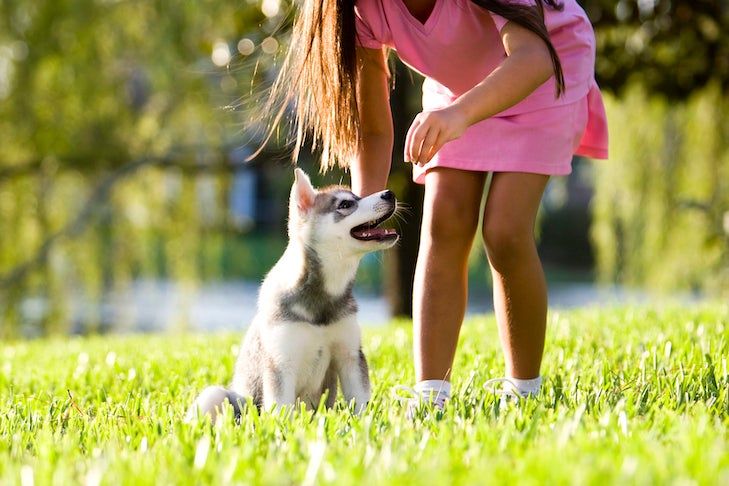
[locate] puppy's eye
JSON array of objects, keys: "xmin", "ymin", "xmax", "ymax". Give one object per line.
[{"xmin": 338, "ymin": 200, "xmax": 354, "ymax": 210}]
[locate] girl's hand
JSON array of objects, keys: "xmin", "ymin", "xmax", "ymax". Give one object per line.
[{"xmin": 404, "ymin": 105, "xmax": 469, "ymax": 166}]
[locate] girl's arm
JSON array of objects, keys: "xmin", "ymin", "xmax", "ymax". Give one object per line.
[
  {"xmin": 350, "ymin": 46, "xmax": 394, "ymax": 197},
  {"xmin": 405, "ymin": 21, "xmax": 554, "ymax": 165}
]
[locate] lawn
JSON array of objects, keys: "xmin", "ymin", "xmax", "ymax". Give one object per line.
[{"xmin": 2, "ymin": 306, "xmax": 728, "ymax": 485}]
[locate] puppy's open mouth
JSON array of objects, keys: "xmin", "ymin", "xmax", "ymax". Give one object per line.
[{"xmin": 350, "ymin": 207, "xmax": 399, "ymax": 242}]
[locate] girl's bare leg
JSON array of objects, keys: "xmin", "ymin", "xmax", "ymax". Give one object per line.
[
  {"xmin": 481, "ymin": 172, "xmax": 550, "ymax": 379},
  {"xmin": 414, "ymin": 167, "xmax": 487, "ymax": 381}
]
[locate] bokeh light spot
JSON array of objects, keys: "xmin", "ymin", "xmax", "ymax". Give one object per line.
[
  {"xmin": 211, "ymin": 40, "xmax": 231, "ymax": 67},
  {"xmin": 261, "ymin": 0, "xmax": 280, "ymax": 18},
  {"xmin": 237, "ymin": 38, "xmax": 255, "ymax": 56},
  {"xmin": 261, "ymin": 37, "xmax": 279, "ymax": 55}
]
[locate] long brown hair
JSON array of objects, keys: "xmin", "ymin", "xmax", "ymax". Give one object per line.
[{"xmin": 264, "ymin": 0, "xmax": 564, "ymax": 171}]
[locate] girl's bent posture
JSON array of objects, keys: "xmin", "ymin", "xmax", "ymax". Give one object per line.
[{"xmin": 265, "ymin": 0, "xmax": 609, "ymax": 411}]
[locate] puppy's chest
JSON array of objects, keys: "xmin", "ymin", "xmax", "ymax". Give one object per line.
[
  {"xmin": 275, "ymin": 322, "xmax": 354, "ymax": 387},
  {"xmin": 287, "ymin": 323, "xmax": 349, "ymax": 364},
  {"xmin": 297, "ymin": 342, "xmax": 332, "ymax": 393}
]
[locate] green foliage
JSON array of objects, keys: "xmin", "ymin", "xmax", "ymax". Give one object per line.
[
  {"xmin": 0, "ymin": 0, "xmax": 298, "ymax": 335},
  {"xmin": 585, "ymin": 0, "xmax": 729, "ymax": 98},
  {"xmin": 586, "ymin": 0, "xmax": 729, "ymax": 298},
  {"xmin": 591, "ymin": 85, "xmax": 729, "ymax": 297},
  {"xmin": 1, "ymin": 306, "xmax": 728, "ymax": 484},
  {"xmin": 0, "ymin": 0, "xmax": 300, "ymax": 163}
]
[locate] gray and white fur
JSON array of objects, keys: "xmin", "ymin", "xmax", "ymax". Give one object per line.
[{"xmin": 186, "ymin": 168, "xmax": 399, "ymax": 421}]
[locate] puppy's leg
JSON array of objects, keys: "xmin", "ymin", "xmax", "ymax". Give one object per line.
[
  {"xmin": 333, "ymin": 348, "xmax": 371, "ymax": 414},
  {"xmin": 262, "ymin": 363, "xmax": 296, "ymax": 413},
  {"xmin": 321, "ymin": 365, "xmax": 339, "ymax": 409},
  {"xmin": 185, "ymin": 386, "xmax": 246, "ymax": 423}
]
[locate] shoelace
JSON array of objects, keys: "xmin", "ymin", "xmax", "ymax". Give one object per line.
[{"xmin": 392, "ymin": 385, "xmax": 449, "ymax": 409}]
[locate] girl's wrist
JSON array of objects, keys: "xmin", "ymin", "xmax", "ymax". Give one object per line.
[{"xmin": 449, "ymin": 99, "xmax": 479, "ymax": 128}]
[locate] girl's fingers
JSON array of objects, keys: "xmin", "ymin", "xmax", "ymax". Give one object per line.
[
  {"xmin": 423, "ymin": 134, "xmax": 446, "ymax": 164},
  {"xmin": 416, "ymin": 127, "xmax": 440, "ymax": 165},
  {"xmin": 419, "ymin": 135, "xmax": 443, "ymax": 165},
  {"xmin": 411, "ymin": 126, "xmax": 431, "ymax": 165},
  {"xmin": 404, "ymin": 117, "xmax": 422, "ymax": 163}
]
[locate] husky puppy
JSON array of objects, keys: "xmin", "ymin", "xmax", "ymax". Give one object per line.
[{"xmin": 186, "ymin": 168, "xmax": 399, "ymax": 421}]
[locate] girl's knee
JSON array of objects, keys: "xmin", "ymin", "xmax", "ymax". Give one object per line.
[
  {"xmin": 423, "ymin": 196, "xmax": 480, "ymax": 244},
  {"xmin": 482, "ymin": 219, "xmax": 535, "ymax": 270}
]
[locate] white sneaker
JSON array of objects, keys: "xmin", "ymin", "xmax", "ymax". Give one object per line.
[
  {"xmin": 483, "ymin": 377, "xmax": 538, "ymax": 408},
  {"xmin": 392, "ymin": 385, "xmax": 449, "ymax": 419}
]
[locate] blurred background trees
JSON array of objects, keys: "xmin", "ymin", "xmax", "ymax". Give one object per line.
[
  {"xmin": 0, "ymin": 0, "xmax": 292, "ymax": 335},
  {"xmin": 587, "ymin": 0, "xmax": 729, "ymax": 297},
  {"xmin": 0, "ymin": 0, "xmax": 726, "ymax": 337}
]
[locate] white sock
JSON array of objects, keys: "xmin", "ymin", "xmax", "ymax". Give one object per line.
[
  {"xmin": 414, "ymin": 379, "xmax": 451, "ymax": 400},
  {"xmin": 507, "ymin": 376, "xmax": 542, "ymax": 396}
]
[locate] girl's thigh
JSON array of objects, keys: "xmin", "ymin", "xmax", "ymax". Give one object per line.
[{"xmin": 421, "ymin": 167, "xmax": 487, "ymax": 238}]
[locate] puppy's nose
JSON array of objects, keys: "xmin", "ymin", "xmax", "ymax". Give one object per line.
[{"xmin": 380, "ymin": 190, "xmax": 395, "ymax": 202}]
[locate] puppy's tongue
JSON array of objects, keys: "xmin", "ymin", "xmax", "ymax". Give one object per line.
[{"xmin": 351, "ymin": 227, "xmax": 397, "ymax": 240}]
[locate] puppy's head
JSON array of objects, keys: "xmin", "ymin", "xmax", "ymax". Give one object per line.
[{"xmin": 288, "ymin": 168, "xmax": 399, "ymax": 254}]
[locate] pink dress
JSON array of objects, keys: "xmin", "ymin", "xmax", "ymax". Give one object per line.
[{"xmin": 354, "ymin": 0, "xmax": 609, "ymax": 184}]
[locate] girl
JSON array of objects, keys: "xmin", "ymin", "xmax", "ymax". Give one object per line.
[{"xmin": 266, "ymin": 0, "xmax": 608, "ymax": 410}]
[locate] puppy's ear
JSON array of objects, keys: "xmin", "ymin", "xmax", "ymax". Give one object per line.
[{"xmin": 291, "ymin": 168, "xmax": 316, "ymax": 214}]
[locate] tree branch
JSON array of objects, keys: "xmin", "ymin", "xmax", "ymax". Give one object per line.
[
  {"xmin": 0, "ymin": 148, "xmax": 252, "ymax": 292},
  {"xmin": 0, "ymin": 161, "xmax": 43, "ymax": 180}
]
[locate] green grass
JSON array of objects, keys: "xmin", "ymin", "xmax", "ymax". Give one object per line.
[{"xmin": 2, "ymin": 306, "xmax": 728, "ymax": 485}]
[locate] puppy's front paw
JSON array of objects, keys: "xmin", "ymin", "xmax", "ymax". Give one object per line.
[{"xmin": 348, "ymin": 398, "xmax": 369, "ymax": 416}]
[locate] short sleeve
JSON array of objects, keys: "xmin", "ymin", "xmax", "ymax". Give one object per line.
[
  {"xmin": 488, "ymin": 0, "xmax": 538, "ymax": 32},
  {"xmin": 354, "ymin": 4, "xmax": 383, "ymax": 49}
]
